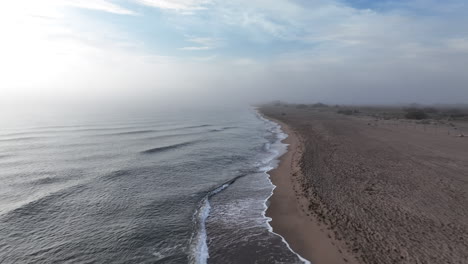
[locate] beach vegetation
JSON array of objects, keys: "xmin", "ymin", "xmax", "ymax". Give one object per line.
[
  {"xmin": 423, "ymin": 107, "xmax": 439, "ymax": 114},
  {"xmin": 311, "ymin": 103, "xmax": 329, "ymax": 108},
  {"xmin": 404, "ymin": 108, "xmax": 428, "ymax": 120},
  {"xmin": 443, "ymin": 108, "xmax": 468, "ymax": 119},
  {"xmin": 337, "ymin": 109, "xmax": 360, "ymax": 115}
]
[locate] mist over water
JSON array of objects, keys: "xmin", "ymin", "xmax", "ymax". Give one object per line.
[
  {"xmin": 3, "ymin": 0, "xmax": 468, "ymax": 263},
  {"xmin": 0, "ymin": 106, "xmax": 303, "ymax": 263}
]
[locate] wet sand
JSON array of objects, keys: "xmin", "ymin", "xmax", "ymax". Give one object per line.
[
  {"xmin": 265, "ymin": 118, "xmax": 359, "ymax": 264},
  {"xmin": 261, "ymin": 106, "xmax": 468, "ymax": 264}
]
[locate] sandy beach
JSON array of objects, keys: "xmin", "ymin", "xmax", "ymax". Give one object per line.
[
  {"xmin": 265, "ymin": 118, "xmax": 359, "ymax": 264},
  {"xmin": 261, "ymin": 105, "xmax": 468, "ymax": 264}
]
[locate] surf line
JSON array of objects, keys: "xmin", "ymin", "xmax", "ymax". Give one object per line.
[
  {"xmin": 256, "ymin": 110, "xmax": 311, "ymax": 264},
  {"xmin": 189, "ymin": 173, "xmax": 250, "ymax": 264}
]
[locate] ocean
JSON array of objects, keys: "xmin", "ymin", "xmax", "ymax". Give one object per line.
[{"xmin": 0, "ymin": 107, "xmax": 305, "ymax": 263}]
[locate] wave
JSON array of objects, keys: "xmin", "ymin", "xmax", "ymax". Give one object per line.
[
  {"xmin": 186, "ymin": 111, "xmax": 301, "ymax": 264},
  {"xmin": 66, "ymin": 126, "xmax": 144, "ymax": 133},
  {"xmin": 262, "ymin": 142, "xmax": 271, "ymax": 151},
  {"xmin": 1, "ymin": 167, "xmax": 137, "ymax": 218},
  {"xmin": 103, "ymin": 130, "xmax": 156, "ymax": 136},
  {"xmin": 1, "ymin": 183, "xmax": 88, "ymax": 221},
  {"xmin": 148, "ymin": 124, "xmax": 212, "ymax": 133},
  {"xmin": 151, "ymin": 124, "xmax": 211, "ymax": 133},
  {"xmin": 183, "ymin": 124, "xmax": 211, "ymax": 129},
  {"xmin": 0, "ymin": 126, "xmax": 150, "ymax": 138},
  {"xmin": 0, "ymin": 136, "xmax": 43, "ymax": 142},
  {"xmin": 101, "ymin": 169, "xmax": 131, "ymax": 181},
  {"xmin": 141, "ymin": 141, "xmax": 196, "ymax": 154},
  {"xmin": 190, "ymin": 195, "xmax": 211, "ymax": 264},
  {"xmin": 91, "ymin": 125, "xmax": 212, "ymax": 137},
  {"xmin": 188, "ymin": 173, "xmax": 252, "ymax": 264},
  {"xmin": 0, "ymin": 154, "xmax": 12, "ymax": 159},
  {"xmin": 0, "ymin": 124, "xmax": 213, "ymax": 140},
  {"xmin": 0, "ymin": 131, "xmax": 43, "ymax": 138},
  {"xmin": 2, "ymin": 167, "xmax": 138, "ymax": 219},
  {"xmin": 208, "ymin": 126, "xmax": 237, "ymax": 133},
  {"xmin": 150, "ymin": 124, "xmax": 212, "ymax": 134},
  {"xmin": 142, "ymin": 131, "xmax": 206, "ymax": 141},
  {"xmin": 152, "ymin": 244, "xmax": 184, "ymax": 263},
  {"xmin": 28, "ymin": 176, "xmax": 67, "ymax": 186}
]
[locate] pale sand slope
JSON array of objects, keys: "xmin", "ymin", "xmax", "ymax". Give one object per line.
[
  {"xmin": 265, "ymin": 119, "xmax": 359, "ymax": 264},
  {"xmin": 261, "ymin": 106, "xmax": 468, "ymax": 264}
]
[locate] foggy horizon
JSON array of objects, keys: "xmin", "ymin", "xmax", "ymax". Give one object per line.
[
  {"xmin": 1, "ymin": 0, "xmax": 468, "ymax": 110},
  {"xmin": 2, "ymin": 2, "xmax": 468, "ymax": 263}
]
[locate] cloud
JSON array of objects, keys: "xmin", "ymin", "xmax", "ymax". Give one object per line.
[
  {"xmin": 2, "ymin": 0, "xmax": 468, "ymax": 108},
  {"xmin": 0, "ymin": 0, "xmax": 144, "ymax": 106},
  {"xmin": 180, "ymin": 37, "xmax": 223, "ymax": 51},
  {"xmin": 67, "ymin": 0, "xmax": 136, "ymax": 15},
  {"xmin": 64, "ymin": 0, "xmax": 137, "ymax": 15},
  {"xmin": 445, "ymin": 38, "xmax": 468, "ymax": 53},
  {"xmin": 208, "ymin": 0, "xmax": 306, "ymax": 40},
  {"xmin": 0, "ymin": 0, "xmax": 138, "ymax": 16},
  {"xmin": 180, "ymin": 46, "xmax": 212, "ymax": 51},
  {"xmin": 134, "ymin": 0, "xmax": 211, "ymax": 12}
]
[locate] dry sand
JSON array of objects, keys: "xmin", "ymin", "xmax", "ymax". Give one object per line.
[{"xmin": 261, "ymin": 106, "xmax": 468, "ymax": 264}]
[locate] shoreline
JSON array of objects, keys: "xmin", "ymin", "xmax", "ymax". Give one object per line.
[{"xmin": 264, "ymin": 117, "xmax": 359, "ymax": 264}]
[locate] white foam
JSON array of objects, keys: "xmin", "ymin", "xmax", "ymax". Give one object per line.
[
  {"xmin": 263, "ymin": 176, "xmax": 311, "ymax": 264},
  {"xmin": 210, "ymin": 183, "xmax": 230, "ymax": 196},
  {"xmin": 191, "ymin": 109, "xmax": 311, "ymax": 264},
  {"xmin": 192, "ymin": 198, "xmax": 211, "ymax": 264},
  {"xmin": 152, "ymin": 244, "xmax": 181, "ymax": 261},
  {"xmin": 191, "ymin": 183, "xmax": 230, "ymax": 264},
  {"xmin": 256, "ymin": 109, "xmax": 311, "ymax": 264}
]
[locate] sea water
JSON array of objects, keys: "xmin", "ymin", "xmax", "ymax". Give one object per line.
[{"xmin": 0, "ymin": 107, "xmax": 305, "ymax": 263}]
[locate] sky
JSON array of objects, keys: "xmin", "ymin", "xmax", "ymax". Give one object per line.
[{"xmin": 1, "ymin": 0, "xmax": 468, "ymax": 110}]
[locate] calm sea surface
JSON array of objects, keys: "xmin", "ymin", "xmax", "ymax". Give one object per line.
[{"xmin": 0, "ymin": 107, "xmax": 304, "ymax": 263}]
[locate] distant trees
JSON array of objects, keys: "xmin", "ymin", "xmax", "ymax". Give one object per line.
[
  {"xmin": 403, "ymin": 107, "xmax": 467, "ymax": 120},
  {"xmin": 337, "ymin": 109, "xmax": 360, "ymax": 115},
  {"xmin": 290, "ymin": 103, "xmax": 330, "ymax": 109},
  {"xmin": 445, "ymin": 108, "xmax": 466, "ymax": 118},
  {"xmin": 296, "ymin": 104, "xmax": 308, "ymax": 109},
  {"xmin": 404, "ymin": 108, "xmax": 428, "ymax": 120},
  {"xmin": 311, "ymin": 103, "xmax": 329, "ymax": 108},
  {"xmin": 422, "ymin": 107, "xmax": 438, "ymax": 114}
]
